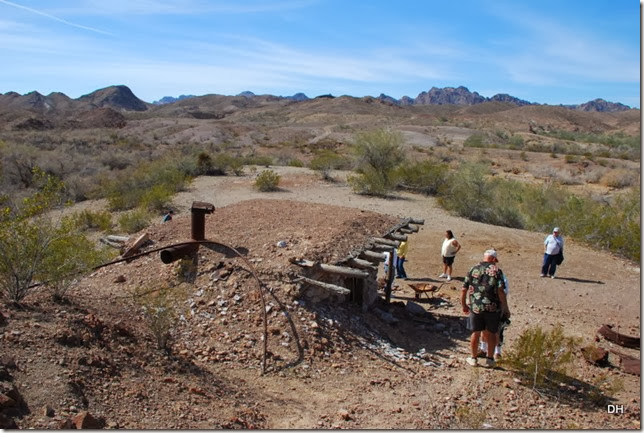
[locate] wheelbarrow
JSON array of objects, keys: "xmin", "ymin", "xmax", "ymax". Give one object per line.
[{"xmin": 408, "ymin": 282, "xmax": 444, "ymax": 300}]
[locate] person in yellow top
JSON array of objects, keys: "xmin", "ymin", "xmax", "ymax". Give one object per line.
[{"xmin": 395, "ymin": 240, "xmax": 409, "ymax": 279}]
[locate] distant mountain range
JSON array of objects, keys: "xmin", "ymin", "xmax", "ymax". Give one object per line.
[
  {"xmin": 0, "ymin": 85, "xmax": 634, "ymax": 120},
  {"xmin": 152, "ymin": 85, "xmax": 633, "ymax": 112}
]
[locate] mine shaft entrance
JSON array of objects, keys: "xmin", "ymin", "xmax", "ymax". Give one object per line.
[{"xmin": 345, "ymin": 277, "xmax": 364, "ymax": 305}]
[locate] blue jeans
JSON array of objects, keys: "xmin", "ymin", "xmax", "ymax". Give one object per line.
[
  {"xmin": 541, "ymin": 253, "xmax": 557, "ymax": 276},
  {"xmin": 396, "ymin": 257, "xmax": 407, "ymax": 278}
]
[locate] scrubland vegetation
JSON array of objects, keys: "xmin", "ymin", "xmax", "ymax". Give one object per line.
[{"xmin": 0, "ymin": 119, "xmax": 639, "ymax": 306}]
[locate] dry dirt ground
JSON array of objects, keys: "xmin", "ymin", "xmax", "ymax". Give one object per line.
[{"xmin": 0, "ymin": 166, "xmax": 640, "ymax": 429}]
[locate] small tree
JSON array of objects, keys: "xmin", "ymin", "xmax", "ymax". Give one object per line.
[{"xmin": 348, "ymin": 129, "xmax": 405, "ymax": 196}]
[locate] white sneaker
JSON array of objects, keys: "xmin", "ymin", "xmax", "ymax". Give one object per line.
[
  {"xmin": 438, "ymin": 273, "xmax": 447, "ymax": 278},
  {"xmin": 446, "ymin": 275, "xmax": 452, "ymax": 281},
  {"xmin": 465, "ymin": 356, "xmax": 478, "ymax": 367}
]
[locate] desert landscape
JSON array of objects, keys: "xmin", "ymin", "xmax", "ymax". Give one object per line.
[{"xmin": 0, "ymin": 86, "xmax": 640, "ymax": 429}]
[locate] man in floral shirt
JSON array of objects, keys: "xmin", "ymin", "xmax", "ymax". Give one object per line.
[{"xmin": 460, "ymin": 249, "xmax": 511, "ymax": 368}]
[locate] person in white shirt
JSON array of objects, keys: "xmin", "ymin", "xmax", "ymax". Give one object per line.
[
  {"xmin": 439, "ymin": 230, "xmax": 461, "ymax": 281},
  {"xmin": 541, "ymin": 227, "xmax": 564, "ymax": 278}
]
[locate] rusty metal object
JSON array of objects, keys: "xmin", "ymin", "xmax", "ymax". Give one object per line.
[
  {"xmin": 190, "ymin": 201, "xmax": 215, "ymax": 241},
  {"xmin": 597, "ymin": 324, "xmax": 640, "ymax": 349},
  {"xmin": 609, "ymin": 349, "xmax": 641, "ymax": 376},
  {"xmin": 580, "ymin": 345, "xmax": 609, "ymax": 366},
  {"xmin": 159, "ymin": 243, "xmax": 198, "ymax": 264},
  {"xmin": 408, "ymin": 283, "xmax": 443, "ymax": 300}
]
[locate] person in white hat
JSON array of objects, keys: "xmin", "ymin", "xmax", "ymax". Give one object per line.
[
  {"xmin": 461, "ymin": 249, "xmax": 511, "ymax": 368},
  {"xmin": 541, "ymin": 227, "xmax": 564, "ymax": 278}
]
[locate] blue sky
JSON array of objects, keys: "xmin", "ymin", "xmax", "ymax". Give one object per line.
[{"xmin": 0, "ymin": 0, "xmax": 640, "ymax": 107}]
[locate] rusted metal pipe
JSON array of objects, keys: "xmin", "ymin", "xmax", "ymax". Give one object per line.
[
  {"xmin": 191, "ymin": 201, "xmax": 215, "ymax": 240},
  {"xmin": 159, "ymin": 243, "xmax": 199, "ymax": 264}
]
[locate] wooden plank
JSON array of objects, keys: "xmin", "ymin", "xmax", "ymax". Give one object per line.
[
  {"xmin": 346, "ymin": 257, "xmax": 378, "ymax": 270},
  {"xmin": 289, "ymin": 258, "xmax": 370, "ymax": 278},
  {"xmin": 409, "ymin": 218, "xmax": 425, "ymax": 225},
  {"xmin": 359, "ymin": 250, "xmax": 387, "ymax": 262},
  {"xmin": 294, "ymin": 276, "xmax": 351, "ymax": 296},
  {"xmin": 371, "ymin": 237, "xmax": 400, "ymax": 247},
  {"xmin": 385, "ymin": 232, "xmax": 408, "ymax": 242},
  {"xmin": 122, "ymin": 233, "xmax": 150, "ymax": 258}
]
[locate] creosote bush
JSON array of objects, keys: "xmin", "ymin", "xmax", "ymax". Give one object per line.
[
  {"xmin": 133, "ymin": 285, "xmax": 186, "ymax": 354},
  {"xmin": 348, "ymin": 129, "xmax": 405, "ymax": 196},
  {"xmin": 0, "ymin": 168, "xmax": 107, "ymax": 304},
  {"xmin": 503, "ymin": 324, "xmax": 580, "ymax": 389},
  {"xmin": 254, "ymin": 169, "xmax": 281, "ymax": 192}
]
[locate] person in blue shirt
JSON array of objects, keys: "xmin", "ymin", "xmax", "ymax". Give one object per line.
[
  {"xmin": 162, "ymin": 210, "xmax": 174, "ymax": 222},
  {"xmin": 541, "ymin": 227, "xmax": 564, "ymax": 278}
]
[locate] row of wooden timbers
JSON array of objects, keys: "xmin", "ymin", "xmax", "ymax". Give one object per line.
[{"xmin": 289, "ymin": 217, "xmax": 424, "ymax": 309}]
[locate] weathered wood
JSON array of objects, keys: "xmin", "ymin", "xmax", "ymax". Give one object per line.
[
  {"xmin": 290, "ymin": 258, "xmax": 370, "ymax": 278},
  {"xmin": 398, "ymin": 228, "xmax": 414, "ymax": 234},
  {"xmin": 122, "ymin": 233, "xmax": 150, "ymax": 258},
  {"xmin": 359, "ymin": 250, "xmax": 387, "ymax": 262},
  {"xmin": 385, "ymin": 232, "xmax": 408, "ymax": 242},
  {"xmin": 106, "ymin": 235, "xmax": 129, "ymax": 243},
  {"xmin": 406, "ymin": 224, "xmax": 420, "ymax": 232},
  {"xmin": 294, "ymin": 276, "xmax": 351, "ymax": 296},
  {"xmin": 409, "ymin": 218, "xmax": 425, "ymax": 225},
  {"xmin": 371, "ymin": 237, "xmax": 400, "ymax": 247},
  {"xmin": 369, "ymin": 243, "xmax": 396, "ymax": 251},
  {"xmin": 100, "ymin": 238, "xmax": 123, "ymax": 249},
  {"xmin": 346, "ymin": 257, "xmax": 378, "ymax": 270},
  {"xmin": 597, "ymin": 325, "xmax": 640, "ymax": 349}
]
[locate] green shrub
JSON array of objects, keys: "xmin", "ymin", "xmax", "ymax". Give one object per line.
[
  {"xmin": 310, "ymin": 151, "xmax": 350, "ymax": 180},
  {"xmin": 140, "ymin": 184, "xmax": 174, "ymax": 213},
  {"xmin": 70, "ymin": 209, "xmax": 113, "ymax": 231},
  {"xmin": 349, "ymin": 129, "xmax": 405, "ymax": 196},
  {"xmin": 254, "ymin": 169, "xmax": 281, "ymax": 192},
  {"xmin": 134, "ymin": 285, "xmax": 186, "ymax": 354},
  {"xmin": 0, "ymin": 168, "xmax": 106, "ymax": 304},
  {"xmin": 118, "ymin": 208, "xmax": 152, "ymax": 233},
  {"xmin": 394, "ymin": 159, "xmax": 449, "ymax": 195},
  {"xmin": 503, "ymin": 324, "xmax": 580, "ymax": 389},
  {"xmin": 463, "ymin": 133, "xmax": 485, "ymax": 148}
]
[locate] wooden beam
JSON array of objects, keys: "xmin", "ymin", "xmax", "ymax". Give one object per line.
[
  {"xmin": 122, "ymin": 233, "xmax": 150, "ymax": 258},
  {"xmin": 289, "ymin": 258, "xmax": 370, "ymax": 278},
  {"xmin": 359, "ymin": 250, "xmax": 387, "ymax": 262},
  {"xmin": 371, "ymin": 237, "xmax": 400, "ymax": 247},
  {"xmin": 406, "ymin": 224, "xmax": 420, "ymax": 233},
  {"xmin": 398, "ymin": 228, "xmax": 414, "ymax": 234},
  {"xmin": 385, "ymin": 232, "xmax": 408, "ymax": 242},
  {"xmin": 409, "ymin": 218, "xmax": 425, "ymax": 225},
  {"xmin": 346, "ymin": 257, "xmax": 378, "ymax": 270},
  {"xmin": 294, "ymin": 276, "xmax": 351, "ymax": 296},
  {"xmin": 369, "ymin": 243, "xmax": 396, "ymax": 251}
]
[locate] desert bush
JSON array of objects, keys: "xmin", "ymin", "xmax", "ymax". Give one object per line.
[
  {"xmin": 0, "ymin": 168, "xmax": 105, "ymax": 304},
  {"xmin": 42, "ymin": 217, "xmax": 112, "ymax": 302},
  {"xmin": 310, "ymin": 151, "xmax": 350, "ymax": 180},
  {"xmin": 599, "ymin": 168, "xmax": 638, "ymax": 188},
  {"xmin": 133, "ymin": 285, "xmax": 186, "ymax": 353},
  {"xmin": 503, "ymin": 324, "xmax": 580, "ymax": 389},
  {"xmin": 118, "ymin": 208, "xmax": 152, "ymax": 233},
  {"xmin": 140, "ymin": 184, "xmax": 174, "ymax": 213},
  {"xmin": 348, "ymin": 129, "xmax": 405, "ymax": 196},
  {"xmin": 463, "ymin": 133, "xmax": 485, "ymax": 148},
  {"xmin": 439, "ymin": 162, "xmax": 493, "ymax": 222},
  {"xmin": 70, "ymin": 209, "xmax": 113, "ymax": 231},
  {"xmin": 254, "ymin": 169, "xmax": 281, "ymax": 192},
  {"xmin": 105, "ymin": 156, "xmax": 191, "ymax": 211},
  {"xmin": 394, "ymin": 158, "xmax": 449, "ymax": 195}
]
